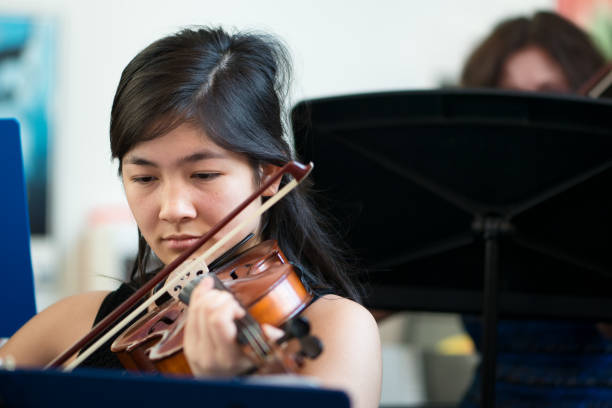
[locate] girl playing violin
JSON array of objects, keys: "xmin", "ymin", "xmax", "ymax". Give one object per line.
[{"xmin": 0, "ymin": 27, "xmax": 381, "ymax": 408}]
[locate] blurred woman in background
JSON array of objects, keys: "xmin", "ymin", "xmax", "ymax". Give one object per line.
[{"xmin": 459, "ymin": 11, "xmax": 609, "ymax": 408}]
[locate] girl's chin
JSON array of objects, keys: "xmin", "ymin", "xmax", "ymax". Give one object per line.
[{"xmin": 157, "ymin": 234, "xmax": 256, "ymax": 267}]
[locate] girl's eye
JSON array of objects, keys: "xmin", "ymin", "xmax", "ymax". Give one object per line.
[
  {"xmin": 132, "ymin": 176, "xmax": 156, "ymax": 184},
  {"xmin": 193, "ymin": 172, "xmax": 220, "ymax": 180}
]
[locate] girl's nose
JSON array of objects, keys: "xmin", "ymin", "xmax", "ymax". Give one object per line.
[{"xmin": 158, "ymin": 182, "xmax": 197, "ymax": 223}]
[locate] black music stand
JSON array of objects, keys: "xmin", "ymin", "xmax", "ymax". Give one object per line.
[{"xmin": 291, "ymin": 89, "xmax": 612, "ymax": 408}]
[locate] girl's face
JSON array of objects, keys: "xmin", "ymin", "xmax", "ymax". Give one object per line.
[
  {"xmin": 498, "ymin": 45, "xmax": 570, "ymax": 92},
  {"xmin": 122, "ymin": 122, "xmax": 278, "ymax": 265}
]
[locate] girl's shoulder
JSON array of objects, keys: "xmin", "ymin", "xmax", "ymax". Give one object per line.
[
  {"xmin": 1, "ymin": 290, "xmax": 110, "ymax": 367},
  {"xmin": 297, "ymin": 295, "xmax": 382, "ymax": 408},
  {"xmin": 46, "ymin": 290, "xmax": 111, "ymax": 327},
  {"xmin": 23, "ymin": 290, "xmax": 111, "ymax": 342},
  {"xmin": 301, "ymin": 295, "xmax": 379, "ymax": 352},
  {"xmin": 305, "ymin": 294, "xmax": 377, "ymax": 330}
]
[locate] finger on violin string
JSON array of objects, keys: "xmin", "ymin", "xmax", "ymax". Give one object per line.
[
  {"xmin": 262, "ymin": 324, "xmax": 285, "ymax": 343},
  {"xmin": 187, "ymin": 292, "xmax": 245, "ymax": 340},
  {"xmin": 188, "ymin": 306, "xmax": 235, "ymax": 353},
  {"xmin": 184, "ymin": 299, "xmax": 251, "ymax": 376},
  {"xmin": 190, "ymin": 289, "xmax": 245, "ymax": 317},
  {"xmin": 191, "ymin": 275, "xmax": 214, "ymax": 297},
  {"xmin": 207, "ymin": 300, "xmax": 245, "ymax": 342}
]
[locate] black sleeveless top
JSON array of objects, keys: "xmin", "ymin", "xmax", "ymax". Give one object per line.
[{"xmin": 78, "ymin": 282, "xmax": 144, "ymax": 369}]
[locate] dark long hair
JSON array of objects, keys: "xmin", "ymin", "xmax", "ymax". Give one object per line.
[
  {"xmin": 461, "ymin": 11, "xmax": 606, "ymax": 89},
  {"xmin": 110, "ymin": 27, "xmax": 362, "ymax": 302}
]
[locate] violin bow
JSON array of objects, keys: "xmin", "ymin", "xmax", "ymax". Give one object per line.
[{"xmin": 47, "ymin": 161, "xmax": 313, "ymax": 370}]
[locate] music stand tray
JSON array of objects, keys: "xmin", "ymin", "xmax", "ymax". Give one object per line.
[{"xmin": 0, "ymin": 368, "xmax": 350, "ymax": 408}]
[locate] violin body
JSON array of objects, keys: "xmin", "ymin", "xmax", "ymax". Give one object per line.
[
  {"xmin": 111, "ymin": 300, "xmax": 189, "ymax": 373},
  {"xmin": 111, "ymin": 240, "xmax": 314, "ymax": 375}
]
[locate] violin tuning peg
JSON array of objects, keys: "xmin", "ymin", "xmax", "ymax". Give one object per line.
[
  {"xmin": 284, "ymin": 316, "xmax": 311, "ymax": 338},
  {"xmin": 276, "ymin": 316, "xmax": 312, "ymax": 345},
  {"xmin": 298, "ymin": 335, "xmax": 323, "ymax": 360}
]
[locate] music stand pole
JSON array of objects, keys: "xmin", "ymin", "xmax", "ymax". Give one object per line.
[{"xmin": 474, "ymin": 216, "xmax": 512, "ymax": 408}]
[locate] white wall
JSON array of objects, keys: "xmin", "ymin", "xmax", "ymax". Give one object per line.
[{"xmin": 1, "ymin": 0, "xmax": 555, "ymax": 307}]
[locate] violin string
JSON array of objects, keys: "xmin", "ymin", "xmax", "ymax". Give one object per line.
[
  {"xmin": 63, "ymin": 178, "xmax": 299, "ymax": 371},
  {"xmin": 244, "ymin": 317, "xmax": 271, "ymax": 356},
  {"xmin": 236, "ymin": 320, "xmax": 266, "ymax": 360},
  {"xmin": 236, "ymin": 318, "xmax": 269, "ymax": 361},
  {"xmin": 211, "ymin": 273, "xmax": 270, "ymax": 360},
  {"xmin": 247, "ymin": 317, "xmax": 272, "ymax": 356},
  {"xmin": 209, "ymin": 271, "xmax": 273, "ymax": 363}
]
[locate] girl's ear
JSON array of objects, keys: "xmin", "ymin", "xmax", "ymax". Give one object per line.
[{"xmin": 260, "ymin": 164, "xmax": 282, "ymax": 197}]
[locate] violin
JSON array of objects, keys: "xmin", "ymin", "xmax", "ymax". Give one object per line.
[
  {"xmin": 111, "ymin": 239, "xmax": 322, "ymax": 375},
  {"xmin": 47, "ymin": 161, "xmax": 318, "ymax": 375}
]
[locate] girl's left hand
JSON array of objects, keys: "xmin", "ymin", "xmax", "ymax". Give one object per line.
[{"xmin": 183, "ymin": 276, "xmax": 253, "ymax": 376}]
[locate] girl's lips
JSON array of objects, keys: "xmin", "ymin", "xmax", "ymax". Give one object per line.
[{"xmin": 162, "ymin": 236, "xmax": 201, "ymax": 250}]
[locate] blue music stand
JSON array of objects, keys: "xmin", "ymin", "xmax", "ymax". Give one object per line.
[
  {"xmin": 0, "ymin": 368, "xmax": 351, "ymax": 408},
  {"xmin": 0, "ymin": 118, "xmax": 37, "ymax": 337}
]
